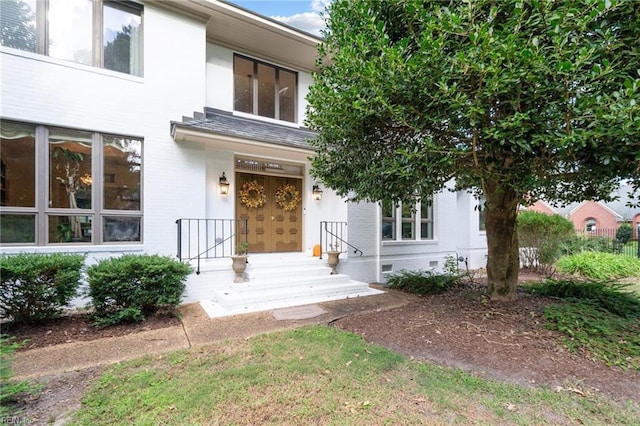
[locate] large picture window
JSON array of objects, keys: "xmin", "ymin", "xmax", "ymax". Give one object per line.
[
  {"xmin": 382, "ymin": 199, "xmax": 433, "ymax": 242},
  {"xmin": 0, "ymin": 0, "xmax": 143, "ymax": 76},
  {"xmin": 0, "ymin": 120, "xmax": 142, "ymax": 245},
  {"xmin": 233, "ymin": 54, "xmax": 297, "ymax": 123}
]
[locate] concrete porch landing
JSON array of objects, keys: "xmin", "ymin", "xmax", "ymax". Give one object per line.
[{"xmin": 198, "ymin": 253, "xmax": 384, "ymax": 318}]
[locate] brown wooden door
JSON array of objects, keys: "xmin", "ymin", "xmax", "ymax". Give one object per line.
[{"xmin": 236, "ymin": 173, "xmax": 302, "ymax": 253}]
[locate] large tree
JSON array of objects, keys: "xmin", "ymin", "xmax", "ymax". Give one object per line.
[{"xmin": 306, "ymin": 0, "xmax": 640, "ymax": 301}]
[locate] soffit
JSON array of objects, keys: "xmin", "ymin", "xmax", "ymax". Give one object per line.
[{"xmin": 149, "ymin": 0, "xmax": 322, "ymax": 73}]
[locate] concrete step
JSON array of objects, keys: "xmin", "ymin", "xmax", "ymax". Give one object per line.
[
  {"xmin": 200, "ymin": 282, "xmax": 383, "ymax": 318},
  {"xmin": 230, "ymin": 273, "xmax": 351, "ymax": 293},
  {"xmin": 245, "ymin": 264, "xmax": 331, "ymax": 280},
  {"xmin": 195, "ymin": 252, "xmax": 383, "ymax": 318},
  {"xmin": 216, "ymin": 278, "xmax": 368, "ymax": 305}
]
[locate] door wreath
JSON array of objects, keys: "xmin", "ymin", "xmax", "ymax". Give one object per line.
[
  {"xmin": 239, "ymin": 180, "xmax": 267, "ymax": 209},
  {"xmin": 275, "ymin": 183, "xmax": 301, "ymax": 211}
]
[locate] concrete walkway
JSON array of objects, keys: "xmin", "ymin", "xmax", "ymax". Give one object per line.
[{"xmin": 12, "ymin": 288, "xmax": 411, "ymax": 380}]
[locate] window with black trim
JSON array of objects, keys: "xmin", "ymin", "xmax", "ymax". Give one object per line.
[
  {"xmin": 233, "ymin": 54, "xmax": 297, "ymax": 123},
  {"xmin": 0, "ymin": 0, "xmax": 143, "ymax": 76},
  {"xmin": 0, "ymin": 119, "xmax": 142, "ymax": 245}
]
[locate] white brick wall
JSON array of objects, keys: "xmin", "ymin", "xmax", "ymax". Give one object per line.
[
  {"xmin": 0, "ymin": 5, "xmax": 206, "ymax": 262},
  {"xmin": 205, "ymin": 42, "xmax": 313, "ymax": 126},
  {"xmin": 344, "ymin": 187, "xmax": 487, "ymax": 283}
]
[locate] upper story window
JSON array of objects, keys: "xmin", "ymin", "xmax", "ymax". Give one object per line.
[
  {"xmin": 0, "ymin": 0, "xmax": 143, "ymax": 76},
  {"xmin": 0, "ymin": 119, "xmax": 143, "ymax": 245},
  {"xmin": 382, "ymin": 199, "xmax": 433, "ymax": 242},
  {"xmin": 233, "ymin": 54, "xmax": 297, "ymax": 123}
]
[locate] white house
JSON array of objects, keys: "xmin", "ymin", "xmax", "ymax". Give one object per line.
[{"xmin": 0, "ymin": 0, "xmax": 487, "ymax": 316}]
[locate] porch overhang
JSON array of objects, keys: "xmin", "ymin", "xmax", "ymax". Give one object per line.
[{"xmin": 170, "ymin": 109, "xmax": 317, "ymax": 162}]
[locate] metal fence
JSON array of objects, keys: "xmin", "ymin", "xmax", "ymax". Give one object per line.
[{"xmin": 574, "ymin": 228, "xmax": 640, "ymax": 258}]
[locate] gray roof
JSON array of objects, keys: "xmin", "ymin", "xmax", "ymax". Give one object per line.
[
  {"xmin": 171, "ymin": 108, "xmax": 316, "ymax": 151},
  {"xmin": 544, "ymin": 183, "xmax": 639, "ymax": 221}
]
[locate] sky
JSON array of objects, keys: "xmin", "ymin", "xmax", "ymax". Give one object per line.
[{"xmin": 231, "ymin": 0, "xmax": 331, "ymax": 37}]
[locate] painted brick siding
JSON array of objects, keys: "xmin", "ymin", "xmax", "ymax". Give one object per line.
[
  {"xmin": 343, "ymin": 189, "xmax": 486, "ymax": 283},
  {"xmin": 1, "ymin": 5, "xmax": 207, "ymax": 260},
  {"xmin": 206, "ymin": 43, "xmax": 314, "ymax": 126}
]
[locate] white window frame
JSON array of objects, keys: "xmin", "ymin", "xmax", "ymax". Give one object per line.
[
  {"xmin": 382, "ymin": 198, "xmax": 434, "ymax": 243},
  {"xmin": 585, "ymin": 218, "xmax": 597, "ymax": 233}
]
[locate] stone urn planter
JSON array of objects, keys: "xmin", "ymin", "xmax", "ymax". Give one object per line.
[
  {"xmin": 232, "ymin": 242, "xmax": 249, "ymax": 283},
  {"xmin": 231, "ymin": 255, "xmax": 248, "ymax": 283},
  {"xmin": 326, "ymin": 250, "xmax": 341, "ymax": 275}
]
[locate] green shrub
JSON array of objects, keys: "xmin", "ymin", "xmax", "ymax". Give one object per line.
[
  {"xmin": 527, "ymin": 279, "xmax": 640, "ymax": 369},
  {"xmin": 517, "ymin": 211, "xmax": 575, "ymax": 274},
  {"xmin": 527, "ymin": 279, "xmax": 640, "ymax": 319},
  {"xmin": 560, "ymin": 235, "xmax": 615, "ymax": 255},
  {"xmin": 616, "ymin": 224, "xmax": 633, "ymax": 245},
  {"xmin": 0, "ymin": 335, "xmax": 38, "ymax": 417},
  {"xmin": 543, "ymin": 302, "xmax": 640, "ymax": 369},
  {"xmin": 87, "ymin": 254, "xmax": 193, "ymax": 326},
  {"xmin": 0, "ymin": 253, "xmax": 85, "ymax": 324},
  {"xmin": 555, "ymin": 251, "xmax": 640, "ymax": 280},
  {"xmin": 387, "ymin": 269, "xmax": 460, "ymax": 295}
]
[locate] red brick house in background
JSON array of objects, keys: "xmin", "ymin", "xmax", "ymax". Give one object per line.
[{"xmin": 526, "ymin": 184, "xmax": 640, "ymax": 238}]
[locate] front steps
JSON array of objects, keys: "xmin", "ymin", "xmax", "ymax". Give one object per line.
[{"xmin": 198, "ymin": 253, "xmax": 384, "ymax": 318}]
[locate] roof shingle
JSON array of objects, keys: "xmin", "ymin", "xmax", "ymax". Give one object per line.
[{"xmin": 171, "ymin": 108, "xmax": 316, "ymax": 151}]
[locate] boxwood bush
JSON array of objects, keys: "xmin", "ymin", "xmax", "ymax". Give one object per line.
[
  {"xmin": 87, "ymin": 254, "xmax": 193, "ymax": 326},
  {"xmin": 517, "ymin": 211, "xmax": 575, "ymax": 274},
  {"xmin": 387, "ymin": 269, "xmax": 460, "ymax": 295},
  {"xmin": 0, "ymin": 253, "xmax": 85, "ymax": 324}
]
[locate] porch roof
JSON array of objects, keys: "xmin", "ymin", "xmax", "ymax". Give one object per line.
[{"xmin": 170, "ymin": 108, "xmax": 317, "ymax": 152}]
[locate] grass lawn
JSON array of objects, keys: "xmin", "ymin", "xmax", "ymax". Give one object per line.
[{"xmin": 70, "ymin": 325, "xmax": 639, "ymax": 425}]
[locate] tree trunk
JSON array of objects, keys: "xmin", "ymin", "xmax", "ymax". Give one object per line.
[{"xmin": 483, "ymin": 180, "xmax": 520, "ymax": 302}]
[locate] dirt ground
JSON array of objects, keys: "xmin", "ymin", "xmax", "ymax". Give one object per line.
[
  {"xmin": 336, "ymin": 280, "xmax": 640, "ymax": 404},
  {"xmin": 7, "ymin": 271, "xmax": 640, "ymax": 424}
]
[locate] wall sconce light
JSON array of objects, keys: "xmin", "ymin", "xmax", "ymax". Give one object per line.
[
  {"xmin": 312, "ymin": 184, "xmax": 323, "ymax": 201},
  {"xmin": 219, "ymin": 172, "xmax": 230, "ymax": 195}
]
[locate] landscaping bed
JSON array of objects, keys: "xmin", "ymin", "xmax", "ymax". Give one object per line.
[{"xmin": 5, "ymin": 270, "xmax": 640, "ymax": 423}]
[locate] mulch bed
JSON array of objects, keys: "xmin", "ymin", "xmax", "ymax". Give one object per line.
[{"xmin": 3, "ymin": 310, "xmax": 181, "ymax": 351}]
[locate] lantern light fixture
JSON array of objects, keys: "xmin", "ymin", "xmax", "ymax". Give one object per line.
[
  {"xmin": 312, "ymin": 184, "xmax": 323, "ymax": 201},
  {"xmin": 219, "ymin": 172, "xmax": 230, "ymax": 195}
]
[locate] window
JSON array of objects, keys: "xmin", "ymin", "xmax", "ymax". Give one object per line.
[
  {"xmin": 233, "ymin": 54, "xmax": 297, "ymax": 123},
  {"xmin": 0, "ymin": 120, "xmax": 142, "ymax": 245},
  {"xmin": 478, "ymin": 196, "xmax": 486, "ymax": 231},
  {"xmin": 585, "ymin": 218, "xmax": 597, "ymax": 233},
  {"xmin": 0, "ymin": 0, "xmax": 143, "ymax": 76},
  {"xmin": 382, "ymin": 199, "xmax": 433, "ymax": 242}
]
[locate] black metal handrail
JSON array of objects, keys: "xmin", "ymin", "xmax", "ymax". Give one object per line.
[
  {"xmin": 176, "ymin": 218, "xmax": 248, "ymax": 274},
  {"xmin": 319, "ymin": 221, "xmax": 363, "ymax": 260}
]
